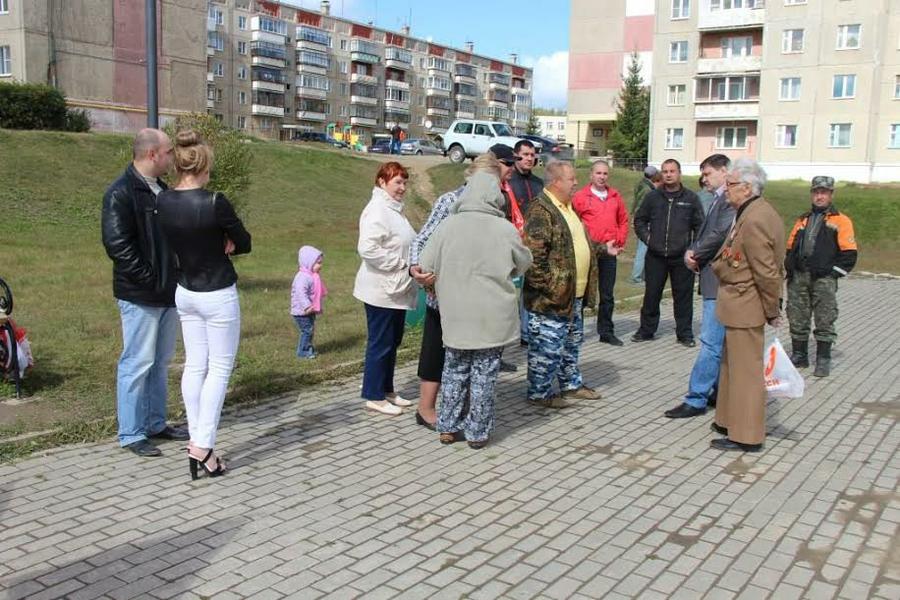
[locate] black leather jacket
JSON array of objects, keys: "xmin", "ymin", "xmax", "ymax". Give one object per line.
[
  {"xmin": 101, "ymin": 164, "xmax": 176, "ymax": 306},
  {"xmin": 633, "ymin": 185, "xmax": 704, "ymax": 258},
  {"xmin": 157, "ymin": 189, "xmax": 251, "ymax": 292}
]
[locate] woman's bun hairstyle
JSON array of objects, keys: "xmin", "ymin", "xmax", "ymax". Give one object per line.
[{"xmin": 173, "ymin": 129, "xmax": 213, "ymax": 178}]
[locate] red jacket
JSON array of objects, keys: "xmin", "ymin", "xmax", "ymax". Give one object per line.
[{"xmin": 572, "ymin": 184, "xmax": 628, "ymax": 247}]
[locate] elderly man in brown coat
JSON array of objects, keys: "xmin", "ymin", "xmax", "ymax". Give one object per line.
[{"xmin": 710, "ymin": 158, "xmax": 786, "ymax": 452}]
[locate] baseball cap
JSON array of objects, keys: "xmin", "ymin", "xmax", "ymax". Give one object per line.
[
  {"xmin": 810, "ymin": 176, "xmax": 835, "ymax": 191},
  {"xmin": 643, "ymin": 165, "xmax": 659, "ymax": 178},
  {"xmin": 489, "ymin": 144, "xmax": 521, "ymax": 166}
]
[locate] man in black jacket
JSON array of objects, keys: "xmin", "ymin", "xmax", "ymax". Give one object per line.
[
  {"xmin": 665, "ymin": 154, "xmax": 735, "ymax": 418},
  {"xmin": 101, "ymin": 129, "xmax": 187, "ymax": 457},
  {"xmin": 632, "ymin": 158, "xmax": 704, "ymax": 346}
]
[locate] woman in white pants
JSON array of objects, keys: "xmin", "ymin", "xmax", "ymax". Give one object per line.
[{"xmin": 157, "ymin": 130, "xmax": 251, "ymax": 479}]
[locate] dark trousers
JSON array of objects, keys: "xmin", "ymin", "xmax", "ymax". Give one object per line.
[
  {"xmin": 362, "ymin": 303, "xmax": 406, "ymax": 400},
  {"xmin": 638, "ymin": 252, "xmax": 695, "ymax": 340},
  {"xmin": 596, "ymin": 255, "xmax": 618, "ymax": 336}
]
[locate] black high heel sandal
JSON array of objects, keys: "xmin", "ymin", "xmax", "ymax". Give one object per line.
[
  {"xmin": 415, "ymin": 411, "xmax": 436, "ymax": 431},
  {"xmin": 188, "ymin": 449, "xmax": 226, "ymax": 480}
]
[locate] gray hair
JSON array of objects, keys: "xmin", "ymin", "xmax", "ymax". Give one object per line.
[
  {"xmin": 465, "ymin": 152, "xmax": 502, "ymax": 179},
  {"xmin": 544, "ymin": 159, "xmax": 574, "ymax": 186},
  {"xmin": 729, "ymin": 157, "xmax": 767, "ymax": 196}
]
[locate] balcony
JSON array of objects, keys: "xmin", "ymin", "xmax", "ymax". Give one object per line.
[
  {"xmin": 206, "ymin": 72, "xmax": 214, "ymax": 83},
  {"xmin": 251, "ymin": 104, "xmax": 285, "ymax": 117},
  {"xmin": 251, "ymin": 16, "xmax": 288, "ymax": 44},
  {"xmin": 351, "ymin": 51, "xmax": 381, "ymax": 64},
  {"xmin": 206, "ymin": 99, "xmax": 215, "ymax": 109},
  {"xmin": 296, "ymin": 26, "xmax": 331, "ymax": 49},
  {"xmin": 350, "ymin": 39, "xmax": 381, "ymax": 65},
  {"xmin": 384, "ymin": 99, "xmax": 410, "ymax": 111},
  {"xmin": 697, "ymin": 55, "xmax": 762, "ymax": 74},
  {"xmin": 252, "ymin": 80, "xmax": 286, "ymax": 93},
  {"xmin": 454, "ymin": 110, "xmax": 475, "ymax": 119},
  {"xmin": 385, "ymin": 47, "xmax": 412, "ymax": 70},
  {"xmin": 351, "ymin": 95, "xmax": 378, "ymax": 106},
  {"xmin": 694, "ymin": 101, "xmax": 759, "ymax": 120},
  {"xmin": 385, "ymin": 79, "xmax": 410, "ymax": 91},
  {"xmin": 426, "ymin": 107, "xmax": 450, "ymax": 117},
  {"xmin": 455, "ymin": 64, "xmax": 477, "ymax": 83},
  {"xmin": 252, "ymin": 30, "xmax": 286, "ymax": 45},
  {"xmin": 698, "ymin": 3, "xmax": 766, "ymax": 31},
  {"xmin": 351, "ymin": 73, "xmax": 378, "ymax": 85},
  {"xmin": 296, "ymin": 87, "xmax": 327, "ymax": 99},
  {"xmin": 253, "ymin": 55, "xmax": 285, "ymax": 68},
  {"xmin": 297, "ymin": 110, "xmax": 328, "ymax": 122},
  {"xmin": 207, "ymin": 46, "xmax": 215, "ymax": 56},
  {"xmin": 489, "ymin": 81, "xmax": 509, "ymax": 91},
  {"xmin": 350, "ymin": 116, "xmax": 377, "ymax": 127},
  {"xmin": 384, "ymin": 115, "xmax": 410, "ymax": 129},
  {"xmin": 511, "ymin": 85, "xmax": 529, "ymax": 95}
]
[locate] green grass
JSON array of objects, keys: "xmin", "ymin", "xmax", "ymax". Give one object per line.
[{"xmin": 0, "ymin": 129, "xmax": 423, "ymax": 459}]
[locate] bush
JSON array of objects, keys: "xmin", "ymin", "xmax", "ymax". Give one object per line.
[
  {"xmin": 164, "ymin": 113, "xmax": 253, "ymax": 215},
  {"xmin": 65, "ymin": 108, "xmax": 92, "ymax": 133},
  {"xmin": 0, "ymin": 82, "xmax": 68, "ymax": 130}
]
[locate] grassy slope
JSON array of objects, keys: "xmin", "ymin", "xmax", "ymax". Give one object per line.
[{"xmin": 0, "ymin": 130, "xmax": 424, "ymax": 452}]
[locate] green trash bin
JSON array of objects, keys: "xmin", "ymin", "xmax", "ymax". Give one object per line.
[{"xmin": 405, "ymin": 287, "xmax": 427, "ymax": 327}]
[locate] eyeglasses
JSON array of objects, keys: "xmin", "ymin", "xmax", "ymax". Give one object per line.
[{"xmin": 725, "ymin": 181, "xmax": 746, "ymax": 188}]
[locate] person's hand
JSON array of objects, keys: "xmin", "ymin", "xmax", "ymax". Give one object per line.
[
  {"xmin": 224, "ymin": 237, "xmax": 235, "ymax": 255},
  {"xmin": 767, "ymin": 315, "xmax": 782, "ymax": 328},
  {"xmin": 409, "ymin": 265, "xmax": 435, "ymax": 286},
  {"xmin": 684, "ymin": 249, "xmax": 698, "ymax": 272},
  {"xmin": 605, "ymin": 241, "xmax": 620, "ymax": 256}
]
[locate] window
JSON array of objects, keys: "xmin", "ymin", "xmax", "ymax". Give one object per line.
[
  {"xmin": 258, "ymin": 17, "xmax": 287, "ymax": 36},
  {"xmin": 716, "ymin": 127, "xmax": 748, "ymax": 149},
  {"xmin": 828, "ymin": 123, "xmax": 852, "ymax": 147},
  {"xmin": 238, "ymin": 91, "xmax": 247, "ymax": 105},
  {"xmin": 339, "ymin": 39, "xmax": 347, "ymax": 50},
  {"xmin": 215, "ymin": 88, "xmax": 223, "ymax": 102},
  {"xmin": 208, "ymin": 32, "xmax": 224, "ymax": 52},
  {"xmin": 895, "ymin": 75, "xmax": 900, "ymax": 99},
  {"xmin": 721, "ymin": 36, "xmax": 752, "ymax": 58},
  {"xmin": 0, "ymin": 1, "xmax": 8, "ymax": 14},
  {"xmin": 339, "ymin": 61, "xmax": 348, "ymax": 74},
  {"xmin": 558, "ymin": 121, "xmax": 565, "ymax": 129},
  {"xmin": 667, "ymin": 84, "xmax": 686, "ymax": 105},
  {"xmin": 832, "ymin": 74, "xmax": 856, "ymax": 99},
  {"xmin": 213, "ymin": 62, "xmax": 224, "ymax": 77},
  {"xmin": 474, "ymin": 124, "xmax": 492, "ymax": 136},
  {"xmin": 784, "ymin": 0, "xmax": 807, "ymax": 5},
  {"xmin": 237, "ymin": 66, "xmax": 247, "ymax": 80},
  {"xmin": 0, "ymin": 46, "xmax": 10, "ymax": 77},
  {"xmin": 453, "ymin": 122, "xmax": 473, "ymax": 134},
  {"xmin": 671, "ymin": 0, "xmax": 690, "ymax": 19},
  {"xmin": 208, "ymin": 6, "xmax": 223, "ymax": 25},
  {"xmin": 779, "ymin": 77, "xmax": 801, "ymax": 100},
  {"xmin": 837, "ymin": 24, "xmax": 861, "ymax": 50},
  {"xmin": 237, "ymin": 41, "xmax": 247, "ymax": 55},
  {"xmin": 665, "ymin": 128, "xmax": 684, "ymax": 149},
  {"xmin": 237, "ymin": 116, "xmax": 246, "ymax": 129},
  {"xmin": 238, "ymin": 15, "xmax": 247, "ymax": 30},
  {"xmin": 711, "ymin": 0, "xmax": 761, "ymax": 8},
  {"xmin": 776, "ymin": 125, "xmax": 798, "ymax": 148},
  {"xmin": 669, "ymin": 41, "xmax": 688, "ymax": 63},
  {"xmin": 782, "ymin": 29, "xmax": 804, "ymax": 53},
  {"xmin": 338, "ymin": 104, "xmax": 347, "ymax": 116},
  {"xmin": 546, "ymin": 122, "xmax": 554, "ymax": 131},
  {"xmin": 339, "ymin": 82, "xmax": 347, "ymax": 96},
  {"xmin": 890, "ymin": 125, "xmax": 900, "ymax": 148}
]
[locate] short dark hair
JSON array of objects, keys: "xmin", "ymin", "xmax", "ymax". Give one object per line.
[
  {"xmin": 700, "ymin": 153, "xmax": 731, "ymax": 170},
  {"xmin": 662, "ymin": 158, "xmax": 681, "ymax": 171},
  {"xmin": 514, "ymin": 139, "xmax": 535, "ymax": 153}
]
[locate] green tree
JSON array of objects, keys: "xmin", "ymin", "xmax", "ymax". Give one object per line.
[
  {"xmin": 163, "ymin": 113, "xmax": 253, "ymax": 214},
  {"xmin": 607, "ymin": 52, "xmax": 650, "ymax": 166},
  {"xmin": 525, "ymin": 113, "xmax": 541, "ymax": 135}
]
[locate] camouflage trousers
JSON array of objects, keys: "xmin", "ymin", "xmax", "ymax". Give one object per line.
[
  {"xmin": 437, "ymin": 346, "xmax": 502, "ymax": 443},
  {"xmin": 787, "ymin": 271, "xmax": 839, "ymax": 342},
  {"xmin": 526, "ymin": 298, "xmax": 585, "ymax": 401}
]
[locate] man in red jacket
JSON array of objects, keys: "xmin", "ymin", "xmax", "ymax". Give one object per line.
[{"xmin": 572, "ymin": 160, "xmax": 628, "ymax": 345}]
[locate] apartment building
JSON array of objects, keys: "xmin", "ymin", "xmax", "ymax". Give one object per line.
[
  {"xmin": 567, "ymin": 0, "xmax": 656, "ymax": 157},
  {"xmin": 205, "ymin": 0, "xmax": 533, "ymax": 144},
  {"xmin": 0, "ymin": 0, "xmax": 206, "ymax": 131},
  {"xmin": 536, "ymin": 114, "xmax": 569, "ymax": 142},
  {"xmin": 651, "ymin": 0, "xmax": 899, "ymax": 182}
]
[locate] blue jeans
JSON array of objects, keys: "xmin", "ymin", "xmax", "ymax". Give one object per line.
[
  {"xmin": 293, "ymin": 315, "xmax": 317, "ymax": 357},
  {"xmin": 391, "ymin": 140, "xmax": 401, "ymax": 154},
  {"xmin": 630, "ymin": 240, "xmax": 647, "ymax": 282},
  {"xmin": 362, "ymin": 303, "xmax": 406, "ymax": 401},
  {"xmin": 684, "ymin": 298, "xmax": 726, "ymax": 409},
  {"xmin": 116, "ymin": 299, "xmax": 179, "ymax": 447}
]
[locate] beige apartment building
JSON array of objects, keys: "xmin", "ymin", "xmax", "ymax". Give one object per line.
[
  {"xmin": 650, "ymin": 0, "xmax": 900, "ymax": 182},
  {"xmin": 0, "ymin": 0, "xmax": 206, "ymax": 131},
  {"xmin": 204, "ymin": 0, "xmax": 533, "ymax": 144}
]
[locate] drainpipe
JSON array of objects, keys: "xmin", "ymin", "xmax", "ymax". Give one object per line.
[{"xmin": 146, "ymin": 0, "xmax": 159, "ymax": 128}]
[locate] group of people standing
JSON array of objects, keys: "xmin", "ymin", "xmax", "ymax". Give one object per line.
[{"xmin": 102, "ymin": 127, "xmax": 858, "ymax": 479}]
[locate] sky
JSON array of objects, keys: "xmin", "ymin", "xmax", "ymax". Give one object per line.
[{"xmin": 280, "ymin": 0, "xmax": 570, "ymax": 109}]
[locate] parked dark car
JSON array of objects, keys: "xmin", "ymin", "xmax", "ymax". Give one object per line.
[
  {"xmin": 521, "ymin": 134, "xmax": 574, "ymax": 163},
  {"xmin": 296, "ymin": 131, "xmax": 349, "ymax": 149},
  {"xmin": 368, "ymin": 138, "xmax": 392, "ymax": 154}
]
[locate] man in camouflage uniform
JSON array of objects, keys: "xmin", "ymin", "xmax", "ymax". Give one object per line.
[
  {"xmin": 785, "ymin": 176, "xmax": 858, "ymax": 377},
  {"xmin": 523, "ymin": 161, "xmax": 601, "ymax": 407}
]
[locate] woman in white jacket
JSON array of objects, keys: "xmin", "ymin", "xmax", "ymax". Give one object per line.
[{"xmin": 353, "ymin": 162, "xmax": 418, "ymax": 415}]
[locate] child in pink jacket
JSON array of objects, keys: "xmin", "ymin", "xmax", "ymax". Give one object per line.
[{"xmin": 291, "ymin": 246, "xmax": 327, "ymax": 358}]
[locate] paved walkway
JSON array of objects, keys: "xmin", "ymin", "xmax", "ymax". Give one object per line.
[{"xmin": 1, "ymin": 277, "xmax": 897, "ymax": 600}]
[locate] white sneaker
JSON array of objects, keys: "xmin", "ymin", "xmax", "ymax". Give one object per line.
[
  {"xmin": 386, "ymin": 394, "xmax": 414, "ymax": 407},
  {"xmin": 365, "ymin": 400, "xmax": 403, "ymax": 415}
]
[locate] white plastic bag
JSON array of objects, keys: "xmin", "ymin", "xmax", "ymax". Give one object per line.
[{"xmin": 764, "ymin": 337, "xmax": 805, "ymax": 399}]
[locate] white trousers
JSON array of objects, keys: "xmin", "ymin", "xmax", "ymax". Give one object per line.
[{"xmin": 175, "ymin": 284, "xmax": 241, "ymax": 448}]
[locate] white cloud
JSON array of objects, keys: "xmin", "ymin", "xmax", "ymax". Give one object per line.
[{"xmin": 521, "ymin": 51, "xmax": 568, "ymax": 111}]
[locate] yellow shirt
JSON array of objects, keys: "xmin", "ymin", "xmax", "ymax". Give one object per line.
[{"xmin": 546, "ymin": 190, "xmax": 591, "ymax": 298}]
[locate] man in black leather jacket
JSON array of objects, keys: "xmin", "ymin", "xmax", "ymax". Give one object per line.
[
  {"xmin": 632, "ymin": 158, "xmax": 704, "ymax": 346},
  {"xmin": 101, "ymin": 129, "xmax": 187, "ymax": 457}
]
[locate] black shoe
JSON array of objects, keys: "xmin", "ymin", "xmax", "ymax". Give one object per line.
[
  {"xmin": 499, "ymin": 360, "xmax": 518, "ymax": 372},
  {"xmin": 710, "ymin": 422, "xmax": 728, "ymax": 436},
  {"xmin": 710, "ymin": 438, "xmax": 762, "ymax": 452},
  {"xmin": 149, "ymin": 425, "xmax": 189, "ymax": 441},
  {"xmin": 790, "ymin": 338, "xmax": 809, "ymax": 368},
  {"xmin": 599, "ymin": 334, "xmax": 624, "ymax": 347},
  {"xmin": 188, "ymin": 448, "xmax": 226, "ymax": 480},
  {"xmin": 415, "ymin": 411, "xmax": 436, "ymax": 431},
  {"xmin": 664, "ymin": 403, "xmax": 706, "ymax": 419},
  {"xmin": 467, "ymin": 440, "xmax": 488, "ymax": 450},
  {"xmin": 124, "ymin": 439, "xmax": 161, "ymax": 457},
  {"xmin": 813, "ymin": 340, "xmax": 832, "ymax": 378},
  {"xmin": 630, "ymin": 332, "xmax": 654, "ymax": 343},
  {"xmin": 677, "ymin": 338, "xmax": 696, "ymax": 348}
]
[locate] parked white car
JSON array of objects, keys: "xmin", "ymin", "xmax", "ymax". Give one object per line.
[{"xmin": 442, "ymin": 119, "xmax": 526, "ymax": 163}]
